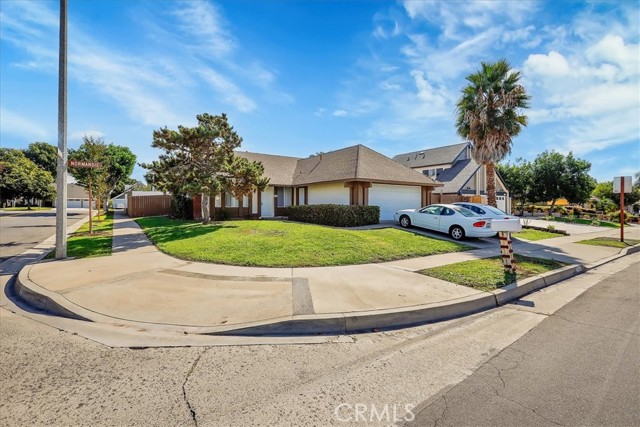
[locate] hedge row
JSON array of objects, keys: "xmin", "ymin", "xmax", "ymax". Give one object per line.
[{"xmin": 288, "ymin": 204, "xmax": 380, "ymax": 227}]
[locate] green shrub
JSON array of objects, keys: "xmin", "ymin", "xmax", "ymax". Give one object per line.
[
  {"xmin": 215, "ymin": 208, "xmax": 229, "ymax": 221},
  {"xmin": 607, "ymin": 210, "xmax": 630, "ymax": 222},
  {"xmin": 547, "ymin": 224, "xmax": 556, "ymax": 231},
  {"xmin": 171, "ymin": 194, "xmax": 193, "ymax": 220},
  {"xmin": 288, "ymin": 204, "xmax": 380, "ymax": 227}
]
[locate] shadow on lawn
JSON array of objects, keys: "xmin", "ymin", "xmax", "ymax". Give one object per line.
[{"xmin": 140, "ymin": 219, "xmax": 237, "ymax": 245}]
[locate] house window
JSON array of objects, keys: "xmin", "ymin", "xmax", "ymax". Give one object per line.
[
  {"xmin": 277, "ymin": 187, "xmax": 291, "ymax": 207},
  {"xmin": 225, "ymin": 192, "xmax": 239, "ymax": 208},
  {"xmin": 298, "ymin": 187, "xmax": 306, "ymax": 205},
  {"xmin": 214, "ymin": 194, "xmax": 221, "ymax": 208}
]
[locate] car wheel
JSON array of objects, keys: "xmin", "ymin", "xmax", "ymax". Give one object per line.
[
  {"xmin": 449, "ymin": 225, "xmax": 465, "ymax": 240},
  {"xmin": 399, "ymin": 215, "xmax": 411, "ymax": 228}
]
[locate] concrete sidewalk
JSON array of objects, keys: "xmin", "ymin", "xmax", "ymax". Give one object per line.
[{"xmin": 15, "ymin": 213, "xmax": 640, "ymax": 335}]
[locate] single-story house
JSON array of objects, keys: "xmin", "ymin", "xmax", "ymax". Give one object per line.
[
  {"xmin": 195, "ymin": 144, "xmax": 441, "ymax": 221},
  {"xmin": 53, "ymin": 183, "xmax": 95, "ymax": 209},
  {"xmin": 392, "ymin": 142, "xmax": 511, "ymax": 213}
]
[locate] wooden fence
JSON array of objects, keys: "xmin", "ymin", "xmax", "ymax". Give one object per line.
[{"xmin": 127, "ymin": 195, "xmax": 172, "ymax": 218}]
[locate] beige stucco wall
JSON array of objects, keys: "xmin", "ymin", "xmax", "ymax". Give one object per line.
[{"xmin": 307, "ymin": 182, "xmax": 350, "ymax": 205}]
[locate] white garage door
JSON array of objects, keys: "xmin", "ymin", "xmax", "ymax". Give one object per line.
[
  {"xmin": 369, "ymin": 184, "xmax": 421, "ymax": 221},
  {"xmin": 67, "ymin": 199, "xmax": 84, "ymax": 208}
]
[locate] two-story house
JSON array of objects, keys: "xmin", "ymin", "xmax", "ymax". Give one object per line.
[{"xmin": 393, "ymin": 142, "xmax": 511, "ymax": 213}]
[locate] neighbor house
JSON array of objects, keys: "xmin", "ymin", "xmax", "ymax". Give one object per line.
[
  {"xmin": 53, "ymin": 183, "xmax": 95, "ymax": 209},
  {"xmin": 194, "ymin": 144, "xmax": 442, "ymax": 221},
  {"xmin": 393, "ymin": 142, "xmax": 511, "ymax": 213}
]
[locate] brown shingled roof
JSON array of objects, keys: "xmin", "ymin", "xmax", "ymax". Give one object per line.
[
  {"xmin": 234, "ymin": 151, "xmax": 300, "ymax": 186},
  {"xmin": 236, "ymin": 145, "xmax": 440, "ymax": 187}
]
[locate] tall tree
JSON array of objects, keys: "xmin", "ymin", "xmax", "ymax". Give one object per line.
[
  {"xmin": 24, "ymin": 142, "xmax": 58, "ymax": 178},
  {"xmin": 529, "ymin": 151, "xmax": 596, "ymax": 213},
  {"xmin": 455, "ymin": 59, "xmax": 530, "ymax": 207},
  {"xmin": 69, "ymin": 136, "xmax": 108, "ymax": 220},
  {"xmin": 142, "ymin": 113, "xmax": 267, "ymax": 222},
  {"xmin": 496, "ymin": 158, "xmax": 533, "ymax": 216},
  {"xmin": 592, "ymin": 175, "xmax": 640, "ymax": 209},
  {"xmin": 102, "ymin": 144, "xmax": 136, "ymax": 209},
  {"xmin": 0, "ymin": 148, "xmax": 55, "ymax": 208},
  {"xmin": 224, "ymin": 156, "xmax": 269, "ymax": 218},
  {"xmin": 561, "ymin": 153, "xmax": 596, "ymax": 205}
]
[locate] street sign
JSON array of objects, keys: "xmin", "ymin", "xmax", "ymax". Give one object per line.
[
  {"xmin": 613, "ymin": 176, "xmax": 632, "ymax": 194},
  {"xmin": 68, "ymin": 160, "xmax": 102, "ymax": 168}
]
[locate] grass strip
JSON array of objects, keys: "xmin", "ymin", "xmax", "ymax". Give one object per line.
[
  {"xmin": 576, "ymin": 237, "xmax": 640, "ymax": 249},
  {"xmin": 47, "ymin": 212, "xmax": 114, "ymax": 259},
  {"xmin": 419, "ymin": 254, "xmax": 567, "ymax": 292}
]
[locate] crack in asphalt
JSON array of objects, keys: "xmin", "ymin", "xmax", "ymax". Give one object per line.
[
  {"xmin": 432, "ymin": 395, "xmax": 448, "ymax": 427},
  {"xmin": 551, "ymin": 314, "xmax": 640, "ymax": 337},
  {"xmin": 486, "ymin": 354, "xmax": 565, "ymax": 427},
  {"xmin": 182, "ymin": 348, "xmax": 208, "ymax": 427}
]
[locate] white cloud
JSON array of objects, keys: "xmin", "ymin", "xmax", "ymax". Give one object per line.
[
  {"xmin": 0, "ymin": 107, "xmax": 48, "ymax": 140},
  {"xmin": 170, "ymin": 0, "xmax": 235, "ymax": 57},
  {"xmin": 524, "ymin": 51, "xmax": 571, "ymax": 78},
  {"xmin": 198, "ymin": 68, "xmax": 256, "ymax": 112},
  {"xmin": 333, "ymin": 110, "xmax": 348, "ymax": 117}
]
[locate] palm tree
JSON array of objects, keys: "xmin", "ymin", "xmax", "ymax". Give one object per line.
[{"xmin": 455, "ymin": 59, "xmax": 530, "ymax": 207}]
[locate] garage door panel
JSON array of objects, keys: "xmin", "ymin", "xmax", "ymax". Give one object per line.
[{"xmin": 369, "ymin": 184, "xmax": 421, "ymax": 221}]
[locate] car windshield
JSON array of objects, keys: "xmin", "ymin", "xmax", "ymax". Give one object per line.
[{"xmin": 451, "ymin": 206, "xmax": 476, "ymax": 217}]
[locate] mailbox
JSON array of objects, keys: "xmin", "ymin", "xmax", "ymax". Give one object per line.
[{"xmin": 491, "ymin": 219, "xmax": 522, "ymax": 232}]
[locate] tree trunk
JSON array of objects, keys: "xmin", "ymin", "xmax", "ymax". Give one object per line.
[
  {"xmin": 549, "ymin": 199, "xmax": 556, "ymax": 215},
  {"xmin": 486, "ymin": 162, "xmax": 497, "ymax": 207},
  {"xmin": 201, "ymin": 193, "xmax": 210, "ymax": 223}
]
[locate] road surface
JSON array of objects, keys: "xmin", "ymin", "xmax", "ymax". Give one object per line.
[
  {"xmin": 0, "ymin": 209, "xmax": 87, "ymax": 262},
  {"xmin": 409, "ymin": 261, "xmax": 639, "ymax": 426}
]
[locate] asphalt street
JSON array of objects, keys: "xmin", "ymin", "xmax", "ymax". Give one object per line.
[
  {"xmin": 0, "ymin": 209, "xmax": 87, "ymax": 262},
  {"xmin": 409, "ymin": 261, "xmax": 640, "ymax": 427}
]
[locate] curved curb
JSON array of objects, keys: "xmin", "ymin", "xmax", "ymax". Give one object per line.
[{"xmin": 15, "ymin": 244, "xmax": 640, "ymax": 336}]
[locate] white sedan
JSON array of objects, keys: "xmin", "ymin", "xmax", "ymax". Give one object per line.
[
  {"xmin": 394, "ymin": 204, "xmax": 497, "ymax": 240},
  {"xmin": 452, "ymin": 202, "xmax": 515, "ymax": 219}
]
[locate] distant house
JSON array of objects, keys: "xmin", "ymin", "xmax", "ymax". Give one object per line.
[
  {"xmin": 53, "ymin": 183, "xmax": 95, "ymax": 209},
  {"xmin": 393, "ymin": 142, "xmax": 511, "ymax": 213},
  {"xmin": 194, "ymin": 144, "xmax": 442, "ymax": 221},
  {"xmin": 112, "ymin": 189, "xmax": 166, "ymax": 209}
]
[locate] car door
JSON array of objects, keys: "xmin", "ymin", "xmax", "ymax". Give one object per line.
[
  {"xmin": 438, "ymin": 207, "xmax": 457, "ymax": 231},
  {"xmin": 415, "ymin": 206, "xmax": 443, "ymax": 230}
]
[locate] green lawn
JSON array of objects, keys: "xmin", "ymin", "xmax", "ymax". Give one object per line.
[
  {"xmin": 512, "ymin": 228, "xmax": 560, "ymax": 241},
  {"xmin": 47, "ymin": 212, "xmax": 114, "ymax": 259},
  {"xmin": 1, "ymin": 207, "xmax": 53, "ymax": 211},
  {"xmin": 419, "ymin": 255, "xmax": 567, "ymax": 292},
  {"xmin": 135, "ymin": 217, "xmax": 472, "ymax": 267},
  {"xmin": 576, "ymin": 237, "xmax": 640, "ymax": 249}
]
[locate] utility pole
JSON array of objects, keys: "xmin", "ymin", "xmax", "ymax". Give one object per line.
[{"xmin": 55, "ymin": 0, "xmax": 68, "ymax": 259}]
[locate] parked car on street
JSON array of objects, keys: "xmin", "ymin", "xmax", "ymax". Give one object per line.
[
  {"xmin": 452, "ymin": 202, "xmax": 514, "ymax": 219},
  {"xmin": 394, "ymin": 204, "xmax": 497, "ymax": 240}
]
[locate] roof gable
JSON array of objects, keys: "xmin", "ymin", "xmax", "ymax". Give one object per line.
[
  {"xmin": 393, "ymin": 142, "xmax": 469, "ymax": 168},
  {"xmin": 237, "ymin": 145, "xmax": 440, "ymax": 187},
  {"xmin": 235, "ymin": 151, "xmax": 300, "ymax": 186}
]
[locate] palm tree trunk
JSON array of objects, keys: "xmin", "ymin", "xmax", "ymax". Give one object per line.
[{"xmin": 486, "ymin": 162, "xmax": 497, "ymax": 207}]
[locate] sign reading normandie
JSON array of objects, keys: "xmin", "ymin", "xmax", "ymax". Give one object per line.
[{"xmin": 68, "ymin": 160, "xmax": 102, "ymax": 169}]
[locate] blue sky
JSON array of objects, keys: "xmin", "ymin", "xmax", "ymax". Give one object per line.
[{"xmin": 1, "ymin": 0, "xmax": 638, "ymax": 182}]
